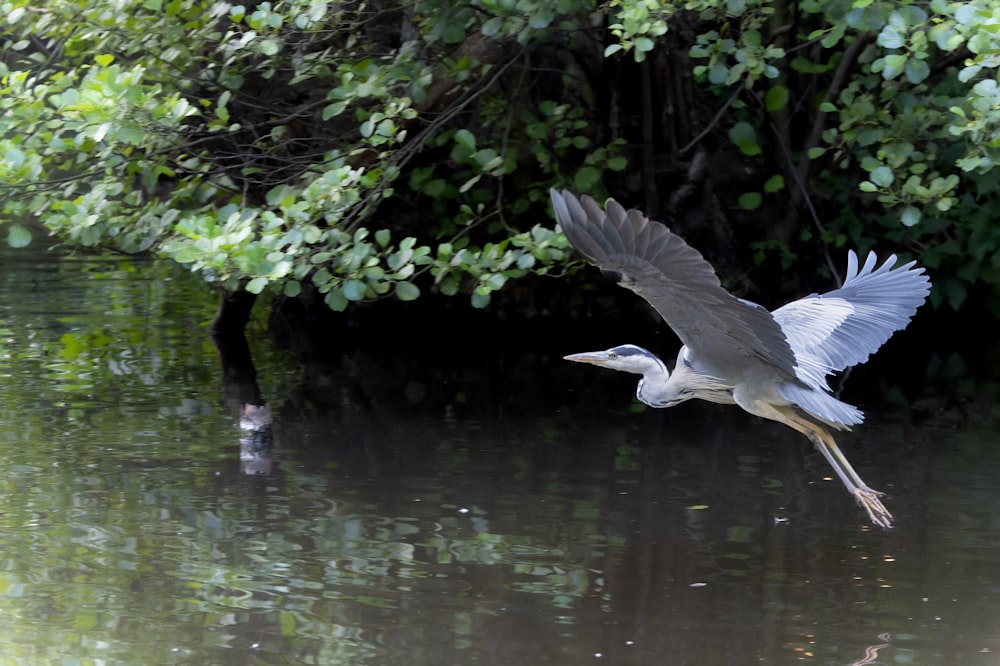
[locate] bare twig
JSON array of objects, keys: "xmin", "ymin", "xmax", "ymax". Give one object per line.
[
  {"xmin": 678, "ymin": 85, "xmax": 741, "ymax": 155},
  {"xmin": 342, "ymin": 46, "xmax": 523, "ymax": 232},
  {"xmin": 796, "ymin": 32, "xmax": 874, "ymax": 186}
]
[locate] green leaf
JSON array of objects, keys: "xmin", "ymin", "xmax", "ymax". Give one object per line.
[
  {"xmin": 95, "ymin": 54, "xmax": 115, "ymax": 67},
  {"xmin": 471, "ymin": 291, "xmax": 491, "ymax": 308},
  {"xmin": 483, "ymin": 273, "xmax": 506, "ymax": 290},
  {"xmin": 394, "ymin": 281, "xmax": 420, "ymax": 301},
  {"xmin": 246, "ymin": 277, "xmax": 269, "ymax": 294},
  {"xmin": 880, "ymin": 54, "xmax": 908, "ymax": 80},
  {"xmin": 763, "ymin": 174, "xmax": 785, "ymax": 193},
  {"xmin": 453, "ymin": 129, "xmax": 476, "ymax": 152},
  {"xmin": 608, "ymin": 156, "xmax": 628, "ymax": 171},
  {"xmin": 877, "ymin": 25, "xmax": 905, "ymax": 49},
  {"xmin": 259, "ymin": 39, "xmax": 281, "ymax": 56},
  {"xmin": 869, "ymin": 166, "xmax": 894, "ymax": 188},
  {"xmin": 388, "ymin": 247, "xmax": 413, "ymax": 270},
  {"xmin": 475, "ymin": 148, "xmax": 502, "ymax": 171},
  {"xmin": 459, "ymin": 174, "xmax": 482, "ymax": 193},
  {"xmin": 375, "ymin": 228, "xmax": 391, "ymax": 247},
  {"xmin": 423, "ymin": 179, "xmax": 447, "ymax": 197},
  {"xmin": 323, "ymin": 101, "xmax": 348, "ymax": 119},
  {"xmin": 764, "ymin": 86, "xmax": 788, "ymax": 112},
  {"xmin": 441, "ymin": 20, "xmax": 465, "ymax": 44},
  {"xmin": 284, "ymin": 280, "xmax": 301, "ymax": 297},
  {"xmin": 7, "ymin": 224, "xmax": 32, "ymax": 248},
  {"xmin": 634, "ymin": 37, "xmax": 655, "ymax": 53},
  {"xmin": 728, "ymin": 121, "xmax": 762, "ymax": 156},
  {"xmin": 737, "ymin": 192, "xmax": 762, "ymax": 210},
  {"xmin": 528, "ymin": 8, "xmax": 553, "ymax": 29},
  {"xmin": 604, "ymin": 44, "xmax": 624, "ymax": 58},
  {"xmin": 708, "ymin": 63, "xmax": 729, "ymax": 84},
  {"xmin": 343, "ymin": 279, "xmax": 367, "ymax": 301},
  {"xmin": 904, "ymin": 58, "xmax": 930, "ymax": 84},
  {"xmin": 481, "ymin": 16, "xmax": 504, "ymax": 37},
  {"xmin": 439, "ymin": 275, "xmax": 459, "ymax": 296},
  {"xmin": 900, "ymin": 205, "xmax": 921, "ymax": 227},
  {"xmin": 573, "ymin": 166, "xmax": 602, "ymax": 191},
  {"xmin": 325, "ymin": 289, "xmax": 348, "ymax": 312}
]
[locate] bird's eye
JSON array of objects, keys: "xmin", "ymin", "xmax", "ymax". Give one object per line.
[{"xmin": 607, "ymin": 352, "xmax": 617, "ymax": 360}]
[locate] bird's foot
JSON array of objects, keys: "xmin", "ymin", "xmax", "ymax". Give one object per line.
[{"xmin": 853, "ymin": 487, "xmax": 893, "ymax": 529}]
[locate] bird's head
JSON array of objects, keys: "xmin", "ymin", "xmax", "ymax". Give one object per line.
[{"xmin": 563, "ymin": 344, "xmax": 667, "ymax": 377}]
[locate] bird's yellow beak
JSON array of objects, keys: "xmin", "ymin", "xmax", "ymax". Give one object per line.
[{"xmin": 563, "ymin": 351, "xmax": 608, "ymax": 366}]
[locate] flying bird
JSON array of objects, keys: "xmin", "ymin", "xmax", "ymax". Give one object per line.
[{"xmin": 551, "ymin": 189, "xmax": 930, "ymax": 528}]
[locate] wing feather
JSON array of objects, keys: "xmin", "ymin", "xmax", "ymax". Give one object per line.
[
  {"xmin": 552, "ymin": 189, "xmax": 797, "ymax": 382},
  {"xmin": 772, "ymin": 250, "xmax": 930, "ymax": 382}
]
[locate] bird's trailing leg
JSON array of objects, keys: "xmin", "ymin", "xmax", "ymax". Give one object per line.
[
  {"xmin": 770, "ymin": 405, "xmax": 894, "ymax": 529},
  {"xmin": 810, "ymin": 430, "xmax": 893, "ymax": 529}
]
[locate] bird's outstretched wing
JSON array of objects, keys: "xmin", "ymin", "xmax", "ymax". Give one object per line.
[
  {"xmin": 551, "ymin": 189, "xmax": 797, "ymax": 381},
  {"xmin": 771, "ymin": 250, "xmax": 930, "ymax": 386}
]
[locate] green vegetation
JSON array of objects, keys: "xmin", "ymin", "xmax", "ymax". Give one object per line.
[{"xmin": 2, "ymin": 0, "xmax": 999, "ymax": 314}]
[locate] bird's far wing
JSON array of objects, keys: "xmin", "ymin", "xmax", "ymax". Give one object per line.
[
  {"xmin": 551, "ymin": 189, "xmax": 797, "ymax": 380},
  {"xmin": 771, "ymin": 250, "xmax": 930, "ymax": 378}
]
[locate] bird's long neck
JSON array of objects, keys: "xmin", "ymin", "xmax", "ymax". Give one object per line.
[
  {"xmin": 634, "ymin": 355, "xmax": 674, "ymax": 407},
  {"xmin": 637, "ymin": 349, "xmax": 736, "ymax": 408}
]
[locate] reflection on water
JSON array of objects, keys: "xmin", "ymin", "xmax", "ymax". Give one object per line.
[{"xmin": 0, "ymin": 243, "xmax": 998, "ymax": 665}]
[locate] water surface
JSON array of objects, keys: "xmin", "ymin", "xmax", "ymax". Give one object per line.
[{"xmin": 0, "ymin": 243, "xmax": 997, "ymax": 665}]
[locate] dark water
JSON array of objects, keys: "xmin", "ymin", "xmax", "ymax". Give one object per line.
[{"xmin": 0, "ymin": 244, "xmax": 997, "ymax": 665}]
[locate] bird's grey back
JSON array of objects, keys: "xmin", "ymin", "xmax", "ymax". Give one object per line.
[{"xmin": 550, "ymin": 189, "xmax": 799, "ymax": 384}]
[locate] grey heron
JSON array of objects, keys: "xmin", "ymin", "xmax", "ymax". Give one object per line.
[{"xmin": 551, "ymin": 189, "xmax": 930, "ymax": 528}]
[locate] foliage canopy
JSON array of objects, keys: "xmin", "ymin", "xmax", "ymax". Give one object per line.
[{"xmin": 2, "ymin": 0, "xmax": 1000, "ymax": 313}]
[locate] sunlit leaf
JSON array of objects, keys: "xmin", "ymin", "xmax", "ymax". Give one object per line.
[
  {"xmin": 259, "ymin": 39, "xmax": 281, "ymax": 56},
  {"xmin": 394, "ymin": 281, "xmax": 420, "ymax": 301},
  {"xmin": 880, "ymin": 54, "xmax": 908, "ymax": 80},
  {"xmin": 6, "ymin": 224, "xmax": 32, "ymax": 248},
  {"xmin": 869, "ymin": 166, "xmax": 894, "ymax": 188},
  {"xmin": 900, "ymin": 206, "xmax": 921, "ymax": 227},
  {"xmin": 459, "ymin": 174, "xmax": 482, "ymax": 193},
  {"xmin": 877, "ymin": 25, "xmax": 905, "ymax": 49},
  {"xmin": 245, "ymin": 276, "xmax": 268, "ymax": 294}
]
